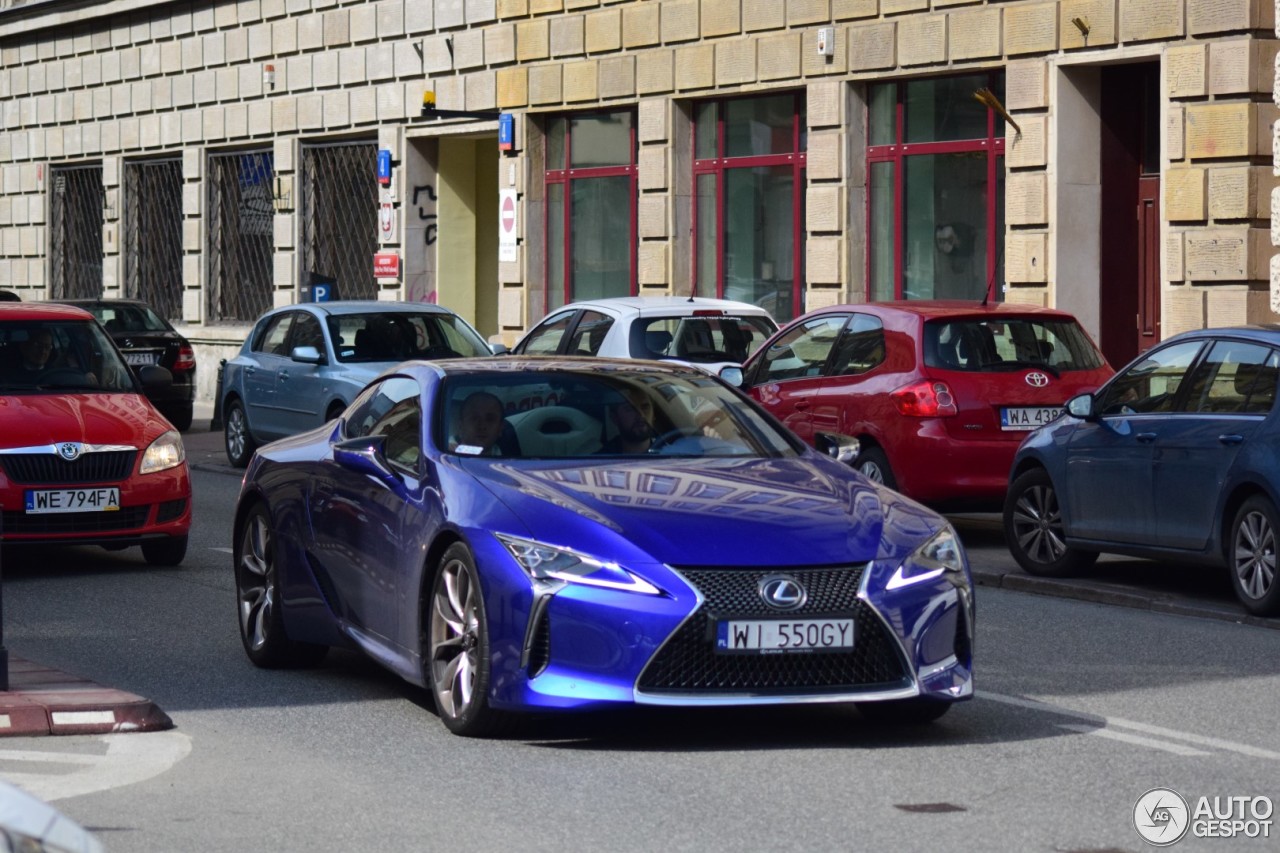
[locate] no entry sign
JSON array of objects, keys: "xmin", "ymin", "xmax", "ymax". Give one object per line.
[{"xmin": 499, "ymin": 189, "xmax": 518, "ymax": 263}]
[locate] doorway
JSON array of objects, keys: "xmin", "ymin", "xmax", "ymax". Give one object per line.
[{"xmin": 1098, "ymin": 62, "xmax": 1161, "ymax": 367}]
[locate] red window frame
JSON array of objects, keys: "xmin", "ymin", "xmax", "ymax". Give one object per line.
[
  {"xmin": 692, "ymin": 92, "xmax": 807, "ymax": 320},
  {"xmin": 544, "ymin": 111, "xmax": 638, "ymax": 310},
  {"xmin": 866, "ymin": 74, "xmax": 1006, "ymax": 302}
]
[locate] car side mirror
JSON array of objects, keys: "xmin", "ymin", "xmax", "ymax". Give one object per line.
[
  {"xmin": 718, "ymin": 365, "xmax": 744, "ymax": 387},
  {"xmin": 333, "ymin": 435, "xmax": 401, "ymax": 486},
  {"xmin": 291, "ymin": 345, "xmax": 324, "ymax": 364},
  {"xmin": 136, "ymin": 364, "xmax": 173, "ymax": 390},
  {"xmin": 814, "ymin": 432, "xmax": 860, "ymax": 465},
  {"xmin": 489, "ymin": 342, "xmax": 510, "ymax": 355},
  {"xmin": 1066, "ymin": 393, "xmax": 1095, "ymax": 420}
]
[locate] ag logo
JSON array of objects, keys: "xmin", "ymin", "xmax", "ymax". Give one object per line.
[
  {"xmin": 1134, "ymin": 787, "xmax": 1190, "ymax": 846},
  {"xmin": 57, "ymin": 442, "xmax": 83, "ymax": 461},
  {"xmin": 758, "ymin": 574, "xmax": 806, "ymax": 611}
]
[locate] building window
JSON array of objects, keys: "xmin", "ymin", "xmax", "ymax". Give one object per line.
[
  {"xmin": 693, "ymin": 92, "xmax": 806, "ymax": 322},
  {"xmin": 207, "ymin": 150, "xmax": 275, "ymax": 323},
  {"xmin": 867, "ymin": 73, "xmax": 1006, "ymax": 302},
  {"xmin": 545, "ymin": 110, "xmax": 637, "ymax": 311}
]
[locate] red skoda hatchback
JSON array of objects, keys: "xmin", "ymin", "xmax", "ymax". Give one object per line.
[
  {"xmin": 0, "ymin": 303, "xmax": 191, "ymax": 564},
  {"xmin": 737, "ymin": 302, "xmax": 1113, "ymax": 511}
]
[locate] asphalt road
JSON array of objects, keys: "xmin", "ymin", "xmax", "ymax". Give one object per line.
[{"xmin": 0, "ymin": 430, "xmax": 1276, "ymax": 851}]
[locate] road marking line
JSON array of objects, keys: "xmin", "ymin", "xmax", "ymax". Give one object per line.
[
  {"xmin": 981, "ymin": 690, "xmax": 1280, "ymax": 760},
  {"xmin": 1056, "ymin": 724, "xmax": 1211, "ymax": 756},
  {"xmin": 210, "ymin": 546, "xmax": 234, "ymax": 554},
  {"xmin": 0, "ymin": 751, "xmax": 100, "ymax": 765},
  {"xmin": 3, "ymin": 731, "xmax": 191, "ymax": 802}
]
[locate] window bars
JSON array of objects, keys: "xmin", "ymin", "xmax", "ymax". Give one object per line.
[
  {"xmin": 123, "ymin": 159, "xmax": 183, "ymax": 322},
  {"xmin": 300, "ymin": 141, "xmax": 378, "ymax": 302},
  {"xmin": 206, "ymin": 150, "xmax": 275, "ymax": 323},
  {"xmin": 49, "ymin": 165, "xmax": 104, "ymax": 301}
]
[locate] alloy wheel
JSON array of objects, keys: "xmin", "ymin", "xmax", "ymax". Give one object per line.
[
  {"xmin": 1233, "ymin": 509, "xmax": 1276, "ymax": 601},
  {"xmin": 237, "ymin": 512, "xmax": 274, "ymax": 653},
  {"xmin": 430, "ymin": 556, "xmax": 481, "ymax": 720},
  {"xmin": 1010, "ymin": 483, "xmax": 1067, "ymax": 565},
  {"xmin": 860, "ymin": 461, "xmax": 886, "ymax": 484},
  {"xmin": 226, "ymin": 406, "xmax": 248, "ymax": 462}
]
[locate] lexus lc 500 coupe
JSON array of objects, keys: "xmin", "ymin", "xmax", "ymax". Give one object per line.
[
  {"xmin": 220, "ymin": 300, "xmax": 497, "ymax": 467},
  {"xmin": 0, "ymin": 302, "xmax": 191, "ymax": 565},
  {"xmin": 732, "ymin": 301, "xmax": 1114, "ymax": 511},
  {"xmin": 233, "ymin": 357, "xmax": 974, "ymax": 736}
]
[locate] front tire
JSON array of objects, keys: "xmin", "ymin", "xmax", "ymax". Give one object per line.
[
  {"xmin": 162, "ymin": 404, "xmax": 194, "ymax": 432},
  {"xmin": 855, "ymin": 446, "xmax": 897, "ymax": 490},
  {"xmin": 224, "ymin": 398, "xmax": 258, "ymax": 468},
  {"xmin": 426, "ymin": 543, "xmax": 510, "ymax": 737},
  {"xmin": 1004, "ymin": 468, "xmax": 1098, "ymax": 577},
  {"xmin": 1229, "ymin": 496, "xmax": 1280, "ymax": 616},
  {"xmin": 235, "ymin": 503, "xmax": 327, "ymax": 668},
  {"xmin": 141, "ymin": 535, "xmax": 187, "ymax": 566}
]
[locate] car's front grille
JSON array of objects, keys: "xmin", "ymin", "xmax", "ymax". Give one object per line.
[
  {"xmin": 0, "ymin": 451, "xmax": 137, "ymax": 485},
  {"xmin": 1, "ymin": 506, "xmax": 150, "ymax": 536},
  {"xmin": 637, "ymin": 566, "xmax": 910, "ymax": 694}
]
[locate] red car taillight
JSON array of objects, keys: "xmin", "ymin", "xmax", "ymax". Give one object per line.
[
  {"xmin": 173, "ymin": 346, "xmax": 196, "ymax": 372},
  {"xmin": 891, "ymin": 380, "xmax": 958, "ymax": 417}
]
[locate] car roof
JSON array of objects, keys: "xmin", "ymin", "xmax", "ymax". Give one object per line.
[
  {"xmin": 56, "ymin": 298, "xmax": 153, "ymax": 308},
  {"xmin": 0, "ymin": 302, "xmax": 95, "ymax": 321},
  {"xmin": 1164, "ymin": 325, "xmax": 1280, "ymax": 345},
  {"xmin": 556, "ymin": 296, "xmax": 774, "ymax": 317},
  {"xmin": 402, "ymin": 354, "xmax": 707, "ymax": 379},
  {"xmin": 281, "ymin": 300, "xmax": 456, "ymax": 318},
  {"xmin": 805, "ymin": 300, "xmax": 1081, "ymax": 322}
]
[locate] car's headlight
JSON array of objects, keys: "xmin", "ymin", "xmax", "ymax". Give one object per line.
[
  {"xmin": 887, "ymin": 525, "xmax": 965, "ymax": 590},
  {"xmin": 495, "ymin": 533, "xmax": 660, "ymax": 595},
  {"xmin": 140, "ymin": 430, "xmax": 185, "ymax": 474}
]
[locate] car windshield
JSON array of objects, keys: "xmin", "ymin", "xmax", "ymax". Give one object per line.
[
  {"xmin": 0, "ymin": 320, "xmax": 136, "ymax": 393},
  {"xmin": 328, "ymin": 312, "xmax": 490, "ymax": 363},
  {"xmin": 923, "ymin": 317, "xmax": 1106, "ymax": 374},
  {"xmin": 86, "ymin": 303, "xmax": 169, "ymax": 333},
  {"xmin": 439, "ymin": 369, "xmax": 801, "ymax": 459},
  {"xmin": 631, "ymin": 315, "xmax": 778, "ymax": 364}
]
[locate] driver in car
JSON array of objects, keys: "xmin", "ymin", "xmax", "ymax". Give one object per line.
[
  {"xmin": 598, "ymin": 387, "xmax": 655, "ymax": 454},
  {"xmin": 15, "ymin": 328, "xmax": 55, "ymax": 374}
]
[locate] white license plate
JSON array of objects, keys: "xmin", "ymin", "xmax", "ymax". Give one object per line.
[
  {"xmin": 716, "ymin": 617, "xmax": 855, "ymax": 654},
  {"xmin": 124, "ymin": 351, "xmax": 160, "ymax": 366},
  {"xmin": 25, "ymin": 488, "xmax": 121, "ymax": 514},
  {"xmin": 1000, "ymin": 406, "xmax": 1063, "ymax": 431}
]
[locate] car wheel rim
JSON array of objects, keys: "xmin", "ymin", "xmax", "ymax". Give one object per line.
[
  {"xmin": 1011, "ymin": 483, "xmax": 1067, "ymax": 565},
  {"xmin": 859, "ymin": 461, "xmax": 885, "ymax": 484},
  {"xmin": 227, "ymin": 407, "xmax": 246, "ymax": 460},
  {"xmin": 1234, "ymin": 510, "xmax": 1276, "ymax": 600},
  {"xmin": 429, "ymin": 557, "xmax": 480, "ymax": 720},
  {"xmin": 237, "ymin": 514, "xmax": 274, "ymax": 652}
]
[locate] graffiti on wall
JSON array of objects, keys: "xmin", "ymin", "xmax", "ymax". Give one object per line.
[{"xmin": 407, "ymin": 183, "xmax": 438, "ymax": 303}]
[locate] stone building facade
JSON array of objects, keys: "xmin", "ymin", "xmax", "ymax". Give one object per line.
[{"xmin": 1, "ymin": 0, "xmax": 1279, "ymax": 404}]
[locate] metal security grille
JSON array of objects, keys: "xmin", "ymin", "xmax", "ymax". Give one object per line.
[
  {"xmin": 123, "ymin": 159, "xmax": 183, "ymax": 321},
  {"xmin": 207, "ymin": 150, "xmax": 275, "ymax": 323},
  {"xmin": 300, "ymin": 141, "xmax": 378, "ymax": 301},
  {"xmin": 49, "ymin": 164, "xmax": 104, "ymax": 300}
]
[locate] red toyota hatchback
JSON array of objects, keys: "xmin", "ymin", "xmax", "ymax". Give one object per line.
[
  {"xmin": 735, "ymin": 301, "xmax": 1114, "ymax": 511},
  {"xmin": 0, "ymin": 303, "xmax": 191, "ymax": 564}
]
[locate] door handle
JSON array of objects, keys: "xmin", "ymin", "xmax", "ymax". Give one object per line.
[
  {"xmin": 794, "ymin": 401, "xmax": 810, "ymax": 411},
  {"xmin": 279, "ymin": 371, "xmax": 289, "ymax": 380},
  {"xmin": 1135, "ymin": 432, "xmax": 1157, "ymax": 443},
  {"xmin": 1218, "ymin": 434, "xmax": 1244, "ymax": 446}
]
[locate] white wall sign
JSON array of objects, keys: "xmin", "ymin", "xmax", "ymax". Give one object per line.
[{"xmin": 499, "ymin": 189, "xmax": 518, "ymax": 263}]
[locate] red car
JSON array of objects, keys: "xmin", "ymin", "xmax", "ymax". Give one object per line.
[
  {"xmin": 0, "ymin": 302, "xmax": 191, "ymax": 564},
  {"xmin": 735, "ymin": 301, "xmax": 1114, "ymax": 511}
]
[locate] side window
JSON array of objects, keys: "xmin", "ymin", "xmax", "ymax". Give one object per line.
[
  {"xmin": 755, "ymin": 315, "xmax": 850, "ymax": 383},
  {"xmin": 344, "ymin": 376, "xmax": 422, "ymax": 470},
  {"xmin": 830, "ymin": 314, "xmax": 886, "ymax": 376},
  {"xmin": 1097, "ymin": 341, "xmax": 1203, "ymax": 415},
  {"xmin": 565, "ymin": 311, "xmax": 614, "ymax": 355},
  {"xmin": 1183, "ymin": 341, "xmax": 1279, "ymax": 415},
  {"xmin": 290, "ymin": 313, "xmax": 325, "ymax": 353},
  {"xmin": 519, "ymin": 311, "xmax": 577, "ymax": 355},
  {"xmin": 255, "ymin": 314, "xmax": 294, "ymax": 356}
]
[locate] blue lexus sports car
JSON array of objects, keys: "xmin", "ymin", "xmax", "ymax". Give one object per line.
[{"xmin": 233, "ymin": 357, "xmax": 975, "ymax": 736}]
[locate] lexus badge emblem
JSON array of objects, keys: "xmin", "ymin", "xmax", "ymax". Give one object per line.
[
  {"xmin": 57, "ymin": 442, "xmax": 83, "ymax": 461},
  {"xmin": 758, "ymin": 574, "xmax": 807, "ymax": 611},
  {"xmin": 1025, "ymin": 371, "xmax": 1050, "ymax": 388}
]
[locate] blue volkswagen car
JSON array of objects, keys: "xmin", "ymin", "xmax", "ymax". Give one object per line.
[
  {"xmin": 1004, "ymin": 326, "xmax": 1280, "ymax": 616},
  {"xmin": 232, "ymin": 358, "xmax": 976, "ymax": 736},
  {"xmin": 220, "ymin": 301, "xmax": 495, "ymax": 466}
]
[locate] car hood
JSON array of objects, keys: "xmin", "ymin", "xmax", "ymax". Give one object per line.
[
  {"xmin": 461, "ymin": 455, "xmax": 943, "ymax": 568},
  {"xmin": 0, "ymin": 393, "xmax": 170, "ymax": 449}
]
